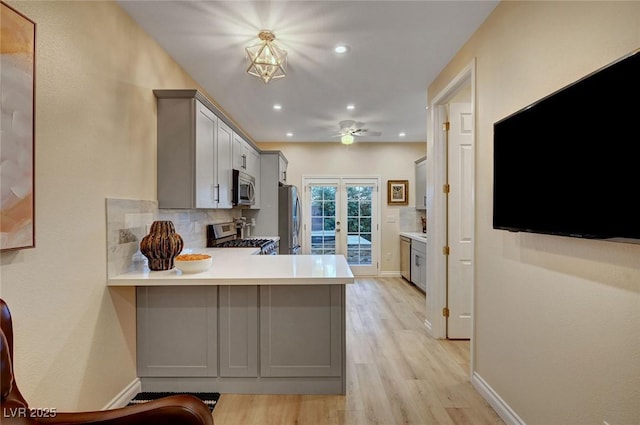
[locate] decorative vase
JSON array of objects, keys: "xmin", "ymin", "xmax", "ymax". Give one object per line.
[{"xmin": 139, "ymin": 221, "xmax": 184, "ymax": 271}]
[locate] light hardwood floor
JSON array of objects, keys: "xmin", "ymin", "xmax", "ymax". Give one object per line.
[{"xmin": 212, "ymin": 277, "xmax": 504, "ymax": 425}]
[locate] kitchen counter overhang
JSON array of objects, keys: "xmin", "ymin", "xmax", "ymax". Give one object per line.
[{"xmin": 108, "ymin": 249, "xmax": 355, "ymax": 286}]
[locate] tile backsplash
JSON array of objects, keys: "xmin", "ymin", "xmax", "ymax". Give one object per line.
[
  {"xmin": 106, "ymin": 198, "xmax": 238, "ymax": 277},
  {"xmin": 399, "ymin": 207, "xmax": 426, "ymax": 232}
]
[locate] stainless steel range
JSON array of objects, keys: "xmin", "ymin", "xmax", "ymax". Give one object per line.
[{"xmin": 206, "ymin": 222, "xmax": 278, "ymax": 255}]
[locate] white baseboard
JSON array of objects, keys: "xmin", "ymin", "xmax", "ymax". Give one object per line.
[
  {"xmin": 379, "ymin": 271, "xmax": 401, "ymax": 277},
  {"xmin": 471, "ymin": 372, "xmax": 525, "ymax": 425},
  {"xmin": 103, "ymin": 378, "xmax": 141, "ymax": 410}
]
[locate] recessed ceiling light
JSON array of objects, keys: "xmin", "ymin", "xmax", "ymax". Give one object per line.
[
  {"xmin": 334, "ymin": 44, "xmax": 349, "ymax": 54},
  {"xmin": 346, "ymin": 104, "xmax": 355, "ymax": 110},
  {"xmin": 286, "ymin": 132, "xmax": 293, "ymax": 137},
  {"xmin": 399, "ymin": 132, "xmax": 406, "ymax": 137},
  {"xmin": 273, "ymin": 104, "xmax": 282, "ymax": 110}
]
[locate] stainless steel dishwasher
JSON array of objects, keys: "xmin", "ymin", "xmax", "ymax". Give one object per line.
[{"xmin": 400, "ymin": 235, "xmax": 411, "ymax": 281}]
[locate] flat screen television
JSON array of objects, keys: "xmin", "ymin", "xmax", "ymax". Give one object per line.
[{"xmin": 493, "ymin": 49, "xmax": 640, "ymax": 243}]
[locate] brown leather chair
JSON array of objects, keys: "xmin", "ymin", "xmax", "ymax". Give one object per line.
[{"xmin": 0, "ymin": 298, "xmax": 214, "ymax": 425}]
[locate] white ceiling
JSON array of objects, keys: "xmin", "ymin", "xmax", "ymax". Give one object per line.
[{"xmin": 117, "ymin": 1, "xmax": 498, "ymax": 143}]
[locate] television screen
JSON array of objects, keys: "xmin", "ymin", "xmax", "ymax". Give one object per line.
[{"xmin": 493, "ymin": 49, "xmax": 640, "ymax": 243}]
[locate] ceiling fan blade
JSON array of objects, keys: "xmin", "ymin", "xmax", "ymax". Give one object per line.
[
  {"xmin": 339, "ymin": 120, "xmax": 356, "ymax": 129},
  {"xmin": 353, "ymin": 129, "xmax": 382, "ymax": 137}
]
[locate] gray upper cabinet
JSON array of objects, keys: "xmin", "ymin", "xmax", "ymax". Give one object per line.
[
  {"xmin": 232, "ymin": 133, "xmax": 261, "ymax": 209},
  {"xmin": 216, "ymin": 119, "xmax": 233, "ymax": 209},
  {"xmin": 232, "ymin": 132, "xmax": 254, "ymax": 172},
  {"xmin": 415, "ymin": 156, "xmax": 426, "ymax": 210},
  {"xmin": 251, "ymin": 151, "xmax": 287, "ymax": 236},
  {"xmin": 194, "ymin": 103, "xmax": 217, "ymax": 208},
  {"xmin": 278, "ymin": 154, "xmax": 288, "ymax": 185},
  {"xmin": 155, "ymin": 90, "xmax": 232, "ymax": 209}
]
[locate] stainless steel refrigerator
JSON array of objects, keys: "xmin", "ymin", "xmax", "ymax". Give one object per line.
[{"xmin": 278, "ymin": 185, "xmax": 301, "ymax": 254}]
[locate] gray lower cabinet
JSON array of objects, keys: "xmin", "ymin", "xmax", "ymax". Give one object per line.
[
  {"xmin": 136, "ymin": 284, "xmax": 345, "ymax": 394},
  {"xmin": 218, "ymin": 285, "xmax": 258, "ymax": 377},
  {"xmin": 259, "ymin": 285, "xmax": 342, "ymax": 377},
  {"xmin": 137, "ymin": 286, "xmax": 218, "ymax": 377},
  {"xmin": 411, "ymin": 240, "xmax": 427, "ymax": 292}
]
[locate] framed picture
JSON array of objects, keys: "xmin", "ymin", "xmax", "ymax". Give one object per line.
[
  {"xmin": 387, "ymin": 180, "xmax": 409, "ymax": 205},
  {"xmin": 1, "ymin": 2, "xmax": 36, "ymax": 251}
]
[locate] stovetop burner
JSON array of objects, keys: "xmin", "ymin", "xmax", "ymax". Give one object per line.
[
  {"xmin": 215, "ymin": 239, "xmax": 273, "ymax": 248},
  {"xmin": 206, "ymin": 223, "xmax": 278, "ymax": 255}
]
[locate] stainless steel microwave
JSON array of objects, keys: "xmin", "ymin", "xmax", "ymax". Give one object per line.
[{"xmin": 232, "ymin": 169, "xmax": 256, "ymax": 206}]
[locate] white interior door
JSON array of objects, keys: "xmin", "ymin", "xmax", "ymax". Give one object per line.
[
  {"xmin": 447, "ymin": 102, "xmax": 474, "ymax": 339},
  {"xmin": 303, "ymin": 177, "xmax": 379, "ymax": 276}
]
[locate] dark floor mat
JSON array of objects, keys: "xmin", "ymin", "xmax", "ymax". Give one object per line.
[{"xmin": 127, "ymin": 392, "xmax": 220, "ymax": 412}]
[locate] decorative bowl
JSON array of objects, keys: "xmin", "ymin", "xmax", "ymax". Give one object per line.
[{"xmin": 174, "ymin": 254, "xmax": 212, "ymax": 273}]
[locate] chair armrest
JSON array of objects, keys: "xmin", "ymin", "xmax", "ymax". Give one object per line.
[{"xmin": 34, "ymin": 395, "xmax": 213, "ymax": 425}]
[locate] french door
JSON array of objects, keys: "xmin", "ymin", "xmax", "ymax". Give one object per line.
[{"xmin": 302, "ymin": 177, "xmax": 379, "ymax": 276}]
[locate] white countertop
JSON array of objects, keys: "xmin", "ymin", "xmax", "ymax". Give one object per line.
[
  {"xmin": 107, "ymin": 248, "xmax": 354, "ymax": 286},
  {"xmin": 400, "ymin": 231, "xmax": 427, "ymax": 242}
]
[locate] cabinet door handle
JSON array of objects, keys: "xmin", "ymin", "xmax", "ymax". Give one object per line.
[
  {"xmin": 415, "ymin": 255, "xmax": 419, "ymax": 266},
  {"xmin": 214, "ymin": 184, "xmax": 220, "ymax": 202},
  {"xmin": 283, "ymin": 170, "xmax": 287, "ymax": 182},
  {"xmin": 424, "ymin": 195, "xmax": 426, "ymax": 207},
  {"xmin": 242, "ymin": 154, "xmax": 247, "ymax": 169}
]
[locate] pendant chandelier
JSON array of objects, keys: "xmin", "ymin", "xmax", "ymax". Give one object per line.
[{"xmin": 246, "ymin": 30, "xmax": 287, "ymax": 84}]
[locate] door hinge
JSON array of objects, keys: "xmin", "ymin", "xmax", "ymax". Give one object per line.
[
  {"xmin": 442, "ymin": 121, "xmax": 450, "ymax": 131},
  {"xmin": 442, "ymin": 246, "xmax": 450, "ymax": 255},
  {"xmin": 442, "ymin": 183, "xmax": 450, "ymax": 194},
  {"xmin": 442, "ymin": 307, "xmax": 450, "ymax": 317}
]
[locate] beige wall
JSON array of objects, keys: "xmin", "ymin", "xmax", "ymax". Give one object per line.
[
  {"xmin": 258, "ymin": 142, "xmax": 426, "ymax": 273},
  {"xmin": 4, "ymin": 0, "xmax": 637, "ymax": 421},
  {"xmin": 0, "ymin": 1, "xmax": 425, "ymax": 410},
  {"xmin": 0, "ymin": 1, "xmax": 213, "ymax": 410},
  {"xmin": 429, "ymin": 2, "xmax": 640, "ymax": 424}
]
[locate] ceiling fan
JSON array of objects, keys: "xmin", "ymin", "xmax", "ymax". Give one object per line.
[{"xmin": 334, "ymin": 120, "xmax": 382, "ymax": 144}]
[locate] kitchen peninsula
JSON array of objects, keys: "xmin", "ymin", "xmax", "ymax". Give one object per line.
[{"xmin": 108, "ymin": 250, "xmax": 354, "ymax": 395}]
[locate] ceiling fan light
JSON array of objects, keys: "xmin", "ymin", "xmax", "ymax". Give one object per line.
[
  {"xmin": 341, "ymin": 134, "xmax": 354, "ymax": 145},
  {"xmin": 246, "ymin": 30, "xmax": 287, "ymax": 84}
]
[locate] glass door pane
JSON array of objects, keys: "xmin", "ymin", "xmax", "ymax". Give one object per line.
[
  {"xmin": 310, "ymin": 185, "xmax": 337, "ymax": 255},
  {"xmin": 346, "ymin": 185, "xmax": 373, "ymax": 265}
]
